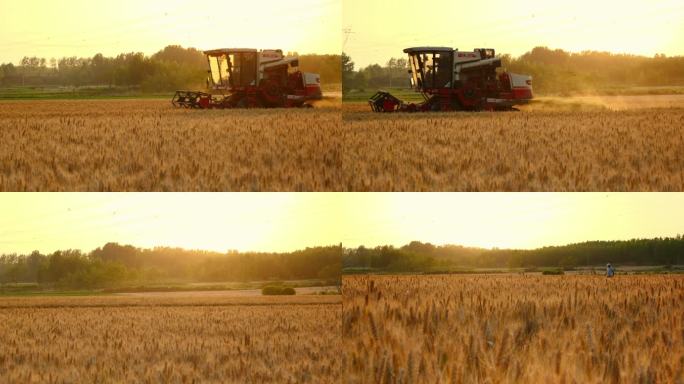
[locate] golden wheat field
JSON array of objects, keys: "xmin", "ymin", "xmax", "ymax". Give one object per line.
[
  {"xmin": 342, "ymin": 274, "xmax": 684, "ymax": 384},
  {"xmin": 342, "ymin": 98, "xmax": 684, "ymax": 191},
  {"xmin": 3, "ymin": 97, "xmax": 683, "ymax": 191},
  {"xmin": 0, "ymin": 99, "xmax": 340, "ymax": 191},
  {"xmin": 0, "ymin": 294, "xmax": 341, "ymax": 383}
]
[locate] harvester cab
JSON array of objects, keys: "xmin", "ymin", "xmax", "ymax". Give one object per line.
[
  {"xmin": 405, "ymin": 47, "xmax": 454, "ymax": 90},
  {"xmin": 172, "ymin": 48, "xmax": 322, "ymax": 109},
  {"xmin": 369, "ymin": 47, "xmax": 533, "ymax": 112},
  {"xmin": 205, "ymin": 49, "xmax": 259, "ymax": 90}
]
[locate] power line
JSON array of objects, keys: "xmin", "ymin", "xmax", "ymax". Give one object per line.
[{"xmin": 342, "ymin": 27, "xmax": 354, "ymax": 50}]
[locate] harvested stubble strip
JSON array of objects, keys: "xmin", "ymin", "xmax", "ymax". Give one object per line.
[{"xmin": 0, "ymin": 294, "xmax": 341, "ymax": 308}]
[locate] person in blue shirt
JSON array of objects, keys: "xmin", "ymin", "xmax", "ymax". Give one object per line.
[{"xmin": 606, "ymin": 263, "xmax": 615, "ymax": 277}]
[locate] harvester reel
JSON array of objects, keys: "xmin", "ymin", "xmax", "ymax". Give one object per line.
[
  {"xmin": 172, "ymin": 91, "xmax": 212, "ymax": 109},
  {"xmin": 369, "ymin": 91, "xmax": 404, "ymax": 112}
]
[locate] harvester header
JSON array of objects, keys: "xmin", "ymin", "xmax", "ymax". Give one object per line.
[
  {"xmin": 173, "ymin": 48, "xmax": 322, "ymax": 109},
  {"xmin": 369, "ymin": 47, "xmax": 533, "ymax": 112}
]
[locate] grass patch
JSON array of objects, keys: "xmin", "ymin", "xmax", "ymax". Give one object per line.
[
  {"xmin": 316, "ymin": 289, "xmax": 340, "ymax": 295},
  {"xmin": 0, "ymin": 86, "xmax": 170, "ymax": 100},
  {"xmin": 0, "ymin": 278, "xmax": 335, "ymax": 296},
  {"xmin": 0, "ymin": 289, "xmax": 106, "ymax": 297},
  {"xmin": 0, "ymin": 84, "xmax": 342, "ymax": 101}
]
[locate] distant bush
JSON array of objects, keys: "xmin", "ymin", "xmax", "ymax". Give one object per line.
[
  {"xmin": 262, "ymin": 286, "xmax": 296, "ymax": 295},
  {"xmin": 317, "ymin": 290, "xmax": 340, "ymax": 295},
  {"xmin": 542, "ymin": 269, "xmax": 565, "ymax": 275}
]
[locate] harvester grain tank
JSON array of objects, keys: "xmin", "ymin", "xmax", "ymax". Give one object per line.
[
  {"xmin": 173, "ymin": 48, "xmax": 322, "ymax": 109},
  {"xmin": 369, "ymin": 47, "xmax": 533, "ymax": 112}
]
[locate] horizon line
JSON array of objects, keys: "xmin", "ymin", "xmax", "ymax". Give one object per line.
[{"xmin": 2, "ymin": 234, "xmax": 682, "ymax": 256}]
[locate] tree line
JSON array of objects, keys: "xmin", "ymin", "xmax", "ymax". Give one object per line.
[
  {"xmin": 342, "ymin": 47, "xmax": 684, "ymax": 95},
  {"xmin": 0, "ymin": 45, "xmax": 341, "ymax": 91},
  {"xmin": 0, "ymin": 243, "xmax": 342, "ymax": 288},
  {"xmin": 3, "ymin": 235, "xmax": 680, "ymax": 287},
  {"xmin": 343, "ymin": 236, "xmax": 684, "ymax": 272}
]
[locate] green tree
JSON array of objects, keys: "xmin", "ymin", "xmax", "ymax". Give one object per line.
[{"xmin": 342, "ymin": 52, "xmax": 355, "ymax": 94}]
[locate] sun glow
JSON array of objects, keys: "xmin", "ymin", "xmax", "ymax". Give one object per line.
[
  {"xmin": 0, "ymin": 193, "xmax": 345, "ymax": 254},
  {"xmin": 0, "ymin": 0, "xmax": 341, "ymax": 64},
  {"xmin": 1, "ymin": 193, "xmax": 682, "ymax": 254},
  {"xmin": 343, "ymin": 0, "xmax": 684, "ymax": 67}
]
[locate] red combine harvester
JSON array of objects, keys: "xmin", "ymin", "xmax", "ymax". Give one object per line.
[
  {"xmin": 172, "ymin": 48, "xmax": 322, "ymax": 108},
  {"xmin": 369, "ymin": 47, "xmax": 533, "ymax": 112}
]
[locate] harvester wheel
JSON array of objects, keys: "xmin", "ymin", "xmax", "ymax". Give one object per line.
[
  {"xmin": 222, "ymin": 94, "xmax": 241, "ymax": 108},
  {"xmin": 450, "ymin": 97, "xmax": 463, "ymax": 111},
  {"xmin": 250, "ymin": 97, "xmax": 264, "ymax": 108},
  {"xmin": 237, "ymin": 96, "xmax": 262, "ymax": 109},
  {"xmin": 260, "ymin": 79, "xmax": 285, "ymax": 107}
]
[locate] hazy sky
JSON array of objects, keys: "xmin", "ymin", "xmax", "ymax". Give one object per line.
[
  {"xmin": 343, "ymin": 0, "xmax": 684, "ymax": 68},
  {"xmin": 0, "ymin": 0, "xmax": 341, "ymax": 64},
  {"xmin": 0, "ymin": 193, "xmax": 682, "ymax": 254}
]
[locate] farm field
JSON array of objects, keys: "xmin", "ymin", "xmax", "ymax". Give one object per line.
[
  {"xmin": 0, "ymin": 294, "xmax": 341, "ymax": 383},
  {"xmin": 3, "ymin": 95, "xmax": 683, "ymax": 191},
  {"xmin": 114, "ymin": 285, "xmax": 339, "ymax": 297},
  {"xmin": 342, "ymin": 95, "xmax": 684, "ymax": 191},
  {"xmin": 342, "ymin": 274, "xmax": 684, "ymax": 383},
  {"xmin": 0, "ymin": 98, "xmax": 341, "ymax": 191}
]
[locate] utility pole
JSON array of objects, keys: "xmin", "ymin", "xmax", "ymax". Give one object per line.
[{"xmin": 342, "ymin": 28, "xmax": 354, "ymax": 50}]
